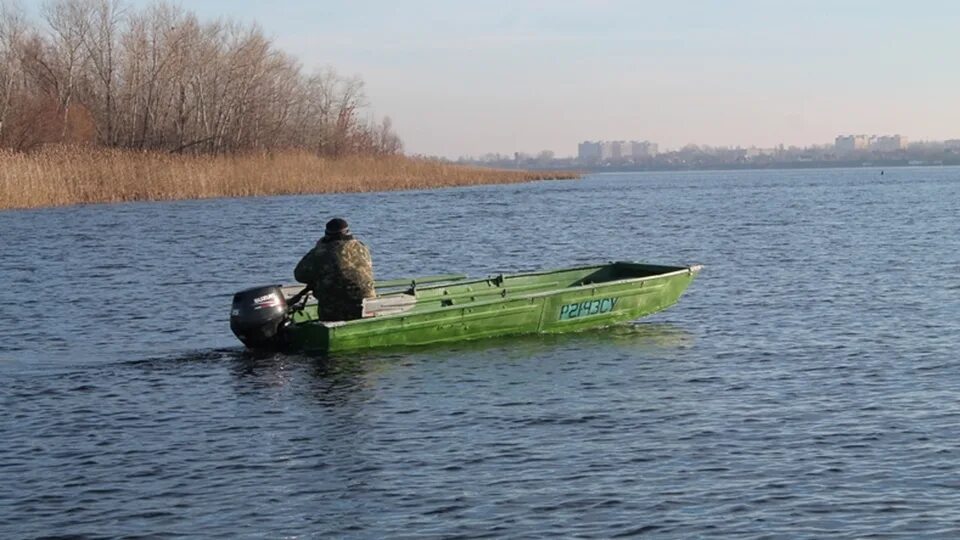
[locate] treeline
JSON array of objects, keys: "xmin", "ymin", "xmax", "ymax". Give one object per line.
[{"xmin": 0, "ymin": 0, "xmax": 402, "ymax": 155}]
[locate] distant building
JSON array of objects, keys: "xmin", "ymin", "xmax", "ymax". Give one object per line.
[
  {"xmin": 945, "ymin": 139, "xmax": 960, "ymax": 150},
  {"xmin": 743, "ymin": 147, "xmax": 770, "ymax": 159},
  {"xmin": 631, "ymin": 140, "xmax": 658, "ymax": 158},
  {"xmin": 871, "ymin": 135, "xmax": 908, "ymax": 152},
  {"xmin": 836, "ymin": 134, "xmax": 909, "ymax": 154},
  {"xmin": 835, "ymin": 134, "xmax": 871, "ymax": 154},
  {"xmin": 579, "ymin": 139, "xmax": 659, "ymax": 162},
  {"xmin": 598, "ymin": 141, "xmax": 631, "ymax": 160},
  {"xmin": 578, "ymin": 141, "xmax": 601, "ymax": 162}
]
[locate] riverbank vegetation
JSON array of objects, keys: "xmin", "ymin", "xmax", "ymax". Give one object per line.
[
  {"xmin": 0, "ymin": 0, "xmax": 401, "ymax": 155},
  {"xmin": 0, "ymin": 147, "xmax": 577, "ymax": 210},
  {"xmin": 0, "ymin": 1, "xmax": 576, "ymax": 210}
]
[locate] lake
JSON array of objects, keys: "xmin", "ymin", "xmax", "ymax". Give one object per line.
[{"xmin": 2, "ymin": 167, "xmax": 959, "ymax": 538}]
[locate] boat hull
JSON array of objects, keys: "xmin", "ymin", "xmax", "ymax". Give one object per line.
[{"xmin": 278, "ymin": 262, "xmax": 701, "ymax": 353}]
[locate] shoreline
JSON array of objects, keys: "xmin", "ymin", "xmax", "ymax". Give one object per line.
[
  {"xmin": 0, "ymin": 147, "xmax": 579, "ymax": 211},
  {"xmin": 568, "ymin": 160, "xmax": 960, "ymax": 174}
]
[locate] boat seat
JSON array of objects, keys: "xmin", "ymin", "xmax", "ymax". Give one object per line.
[{"xmin": 362, "ymin": 294, "xmax": 417, "ymax": 318}]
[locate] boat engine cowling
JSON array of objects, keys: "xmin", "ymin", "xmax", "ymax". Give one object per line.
[{"xmin": 230, "ymin": 285, "xmax": 288, "ymax": 348}]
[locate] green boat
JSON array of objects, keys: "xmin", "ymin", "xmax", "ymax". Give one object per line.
[{"xmin": 229, "ymin": 261, "xmax": 702, "ymax": 353}]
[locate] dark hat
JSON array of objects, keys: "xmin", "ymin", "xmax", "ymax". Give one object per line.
[{"xmin": 325, "ymin": 217, "xmax": 350, "ymax": 235}]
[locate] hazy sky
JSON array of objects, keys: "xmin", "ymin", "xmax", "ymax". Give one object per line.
[{"xmin": 120, "ymin": 1, "xmax": 960, "ymax": 156}]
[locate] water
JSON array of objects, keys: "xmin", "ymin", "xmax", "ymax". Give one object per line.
[{"xmin": 2, "ymin": 167, "xmax": 960, "ymax": 538}]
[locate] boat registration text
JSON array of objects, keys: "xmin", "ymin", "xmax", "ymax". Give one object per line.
[{"xmin": 559, "ymin": 297, "xmax": 619, "ymax": 320}]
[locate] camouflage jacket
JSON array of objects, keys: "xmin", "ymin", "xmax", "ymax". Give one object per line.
[{"xmin": 294, "ymin": 237, "xmax": 376, "ymax": 321}]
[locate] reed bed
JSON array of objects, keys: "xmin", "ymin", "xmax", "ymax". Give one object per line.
[{"xmin": 0, "ymin": 147, "xmax": 578, "ymax": 210}]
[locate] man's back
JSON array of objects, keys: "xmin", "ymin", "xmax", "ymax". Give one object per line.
[{"xmin": 295, "ymin": 235, "xmax": 375, "ymax": 321}]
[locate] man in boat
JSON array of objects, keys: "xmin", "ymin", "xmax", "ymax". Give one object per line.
[{"xmin": 294, "ymin": 217, "xmax": 376, "ymax": 321}]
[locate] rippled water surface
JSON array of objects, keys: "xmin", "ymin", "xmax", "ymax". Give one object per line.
[{"xmin": 2, "ymin": 168, "xmax": 960, "ymax": 538}]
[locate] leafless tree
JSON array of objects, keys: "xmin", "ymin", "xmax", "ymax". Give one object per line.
[
  {"xmin": 81, "ymin": 0, "xmax": 123, "ymax": 144},
  {"xmin": 0, "ymin": 0, "xmax": 26, "ymax": 141},
  {"xmin": 0, "ymin": 0, "xmax": 403, "ymax": 155},
  {"xmin": 41, "ymin": 0, "xmax": 92, "ymax": 139}
]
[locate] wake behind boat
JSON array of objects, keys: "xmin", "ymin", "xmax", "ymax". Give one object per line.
[{"xmin": 230, "ymin": 261, "xmax": 703, "ymax": 353}]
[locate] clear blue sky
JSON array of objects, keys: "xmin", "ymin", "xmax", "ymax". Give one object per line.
[{"xmin": 66, "ymin": 1, "xmax": 960, "ymax": 156}]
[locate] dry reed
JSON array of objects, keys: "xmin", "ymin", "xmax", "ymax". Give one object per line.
[{"xmin": 0, "ymin": 146, "xmax": 578, "ymax": 210}]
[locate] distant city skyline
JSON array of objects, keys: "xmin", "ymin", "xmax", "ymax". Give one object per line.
[
  {"xmin": 462, "ymin": 133, "xmax": 960, "ymax": 171},
  {"xmin": 32, "ymin": 0, "xmax": 960, "ymax": 157},
  {"xmin": 571, "ymin": 134, "xmax": 954, "ymax": 162}
]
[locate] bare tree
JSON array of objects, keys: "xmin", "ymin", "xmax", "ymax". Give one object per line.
[
  {"xmin": 41, "ymin": 0, "xmax": 92, "ymax": 140},
  {"xmin": 377, "ymin": 116, "xmax": 403, "ymax": 155},
  {"xmin": 81, "ymin": 0, "xmax": 123, "ymax": 144},
  {"xmin": 0, "ymin": 0, "xmax": 404, "ymax": 155},
  {"xmin": 0, "ymin": 0, "xmax": 27, "ymax": 142}
]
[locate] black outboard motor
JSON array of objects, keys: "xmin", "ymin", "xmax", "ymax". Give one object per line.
[{"xmin": 230, "ymin": 285, "xmax": 288, "ymax": 348}]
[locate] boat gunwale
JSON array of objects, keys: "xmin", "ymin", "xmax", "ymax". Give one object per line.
[{"xmin": 300, "ymin": 262, "xmax": 703, "ymax": 329}]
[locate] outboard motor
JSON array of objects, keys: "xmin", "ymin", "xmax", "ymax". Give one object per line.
[{"xmin": 230, "ymin": 285, "xmax": 288, "ymax": 348}]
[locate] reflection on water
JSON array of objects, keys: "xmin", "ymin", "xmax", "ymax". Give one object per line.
[
  {"xmin": 221, "ymin": 322, "xmax": 695, "ymax": 400},
  {"xmin": 570, "ymin": 322, "xmax": 695, "ymax": 349}
]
